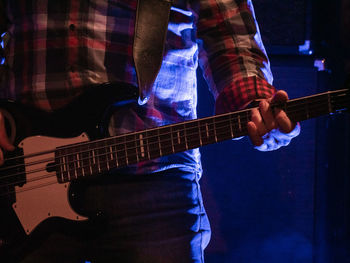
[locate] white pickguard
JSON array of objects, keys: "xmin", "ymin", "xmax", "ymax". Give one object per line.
[{"xmin": 13, "ymin": 133, "xmax": 89, "ymax": 235}]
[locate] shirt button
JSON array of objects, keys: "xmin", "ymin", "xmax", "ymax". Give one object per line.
[{"xmin": 69, "ymin": 24, "xmax": 76, "ymax": 31}]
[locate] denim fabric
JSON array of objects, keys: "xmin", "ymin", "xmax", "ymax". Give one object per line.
[{"xmin": 13, "ymin": 170, "xmax": 211, "ymax": 263}]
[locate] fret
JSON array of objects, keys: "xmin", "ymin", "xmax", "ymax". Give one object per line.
[
  {"xmin": 92, "ymin": 148, "xmax": 96, "ymax": 165},
  {"xmin": 103, "ymin": 140, "xmax": 111, "ymax": 170},
  {"xmin": 125, "ymin": 136, "xmax": 131, "ymax": 165},
  {"xmin": 158, "ymin": 127, "xmax": 173, "ymax": 156},
  {"xmin": 107, "ymin": 138, "xmax": 117, "ymax": 169},
  {"xmin": 55, "ymin": 152, "xmax": 62, "ymax": 182},
  {"xmin": 213, "ymin": 118, "xmax": 218, "ymax": 143},
  {"xmin": 76, "ymin": 152, "xmax": 80, "ymax": 168},
  {"xmin": 213, "ymin": 115, "xmax": 231, "ymax": 141},
  {"xmin": 170, "ymin": 126, "xmax": 175, "ymax": 153},
  {"xmin": 205, "ymin": 122, "xmax": 209, "ymax": 138},
  {"xmin": 93, "ymin": 149, "xmax": 101, "ymax": 173},
  {"xmin": 229, "ymin": 114, "xmax": 239, "ymax": 137},
  {"xmin": 97, "ymin": 140, "xmax": 108, "ymax": 173},
  {"xmin": 55, "ymin": 150, "xmax": 67, "ymax": 183},
  {"xmin": 115, "ymin": 136, "xmax": 127, "ymax": 167},
  {"xmin": 184, "ymin": 122, "xmax": 201, "ymax": 149},
  {"xmin": 67, "ymin": 151, "xmax": 77, "ymax": 180},
  {"xmin": 198, "ymin": 121, "xmax": 203, "ymax": 146},
  {"xmin": 228, "ymin": 114, "xmax": 234, "ymax": 138},
  {"xmin": 157, "ymin": 128, "xmax": 163, "ymax": 156},
  {"xmin": 90, "ymin": 142, "xmax": 100, "ymax": 175},
  {"xmin": 146, "ymin": 129, "xmax": 161, "ymax": 159},
  {"xmin": 78, "ymin": 150, "xmax": 85, "ymax": 177},
  {"xmin": 51, "ymin": 89, "xmax": 349, "ymax": 181},
  {"xmin": 199, "ymin": 118, "xmax": 216, "ymax": 146},
  {"xmin": 231, "ymin": 112, "xmax": 249, "ymax": 138},
  {"xmin": 63, "ymin": 153, "xmax": 70, "ymax": 181},
  {"xmin": 74, "ymin": 150, "xmax": 83, "ymax": 178},
  {"xmin": 104, "ymin": 140, "xmax": 110, "ymax": 171},
  {"xmin": 238, "ymin": 114, "xmax": 242, "ymax": 133},
  {"xmin": 134, "ymin": 135, "xmax": 140, "ymax": 163},
  {"xmin": 71, "ymin": 153, "xmax": 79, "ymax": 179},
  {"xmin": 63, "ymin": 154, "xmax": 69, "ymax": 178},
  {"xmin": 125, "ymin": 134, "xmax": 138, "ymax": 165},
  {"xmin": 80, "ymin": 143, "xmax": 92, "ymax": 177},
  {"xmin": 183, "ymin": 124, "xmax": 189, "ymax": 150},
  {"xmin": 124, "ymin": 136, "xmax": 129, "ymax": 165},
  {"xmin": 109, "ymin": 145, "xmax": 114, "ymax": 161},
  {"xmin": 114, "ymin": 142, "xmax": 119, "ymax": 167},
  {"xmin": 171, "ymin": 124, "xmax": 186, "ymax": 153}
]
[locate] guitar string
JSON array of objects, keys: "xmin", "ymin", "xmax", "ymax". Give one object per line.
[
  {"xmin": 0, "ymin": 101, "xmax": 350, "ymax": 196},
  {"xmin": 0, "ymin": 94, "xmax": 348, "ymax": 176},
  {"xmin": 1, "ymin": 92, "xmax": 344, "ymax": 166},
  {"xmin": 0, "ymin": 95, "xmax": 348, "ymax": 189},
  {"xmin": 0, "ymin": 109, "xmax": 250, "ymax": 171},
  {"xmin": 0, "ymin": 117, "xmax": 246, "ymax": 183},
  {"xmin": 2, "ymin": 90, "xmax": 348, "ymax": 167},
  {"xmin": 0, "ymin": 96, "xmax": 339, "ymax": 178},
  {"xmin": 2, "ymin": 178, "xmax": 61, "ymax": 195},
  {"xmin": 0, "ymin": 95, "xmax": 348, "ymax": 186},
  {"xmin": 0, "ymin": 98, "xmax": 348, "ymax": 194},
  {"xmin": 3, "ymin": 90, "xmax": 344, "ymax": 164},
  {"xmin": 0, "ymin": 111, "xmax": 320, "ymax": 196}
]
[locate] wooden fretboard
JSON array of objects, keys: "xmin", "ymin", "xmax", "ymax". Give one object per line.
[{"xmin": 55, "ymin": 89, "xmax": 349, "ymax": 183}]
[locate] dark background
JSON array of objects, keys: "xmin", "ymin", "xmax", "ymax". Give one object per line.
[{"xmin": 199, "ymin": 0, "xmax": 350, "ymax": 262}]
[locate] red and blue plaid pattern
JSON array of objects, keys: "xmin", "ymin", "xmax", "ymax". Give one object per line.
[{"xmin": 1, "ymin": 0, "xmax": 275, "ymax": 174}]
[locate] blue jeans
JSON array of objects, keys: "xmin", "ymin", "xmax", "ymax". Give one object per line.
[{"xmin": 13, "ymin": 170, "xmax": 211, "ymax": 263}]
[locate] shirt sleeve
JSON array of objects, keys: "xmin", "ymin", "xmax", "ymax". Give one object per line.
[{"xmin": 195, "ymin": 0, "xmax": 276, "ymax": 113}]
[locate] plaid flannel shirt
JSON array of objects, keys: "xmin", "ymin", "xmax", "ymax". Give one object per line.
[{"xmin": 0, "ymin": 0, "xmax": 275, "ymax": 175}]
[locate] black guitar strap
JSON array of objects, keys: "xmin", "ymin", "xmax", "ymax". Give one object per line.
[{"xmin": 133, "ymin": 0, "xmax": 173, "ymax": 104}]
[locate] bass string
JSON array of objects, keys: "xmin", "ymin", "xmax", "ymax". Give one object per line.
[
  {"xmin": 0, "ymin": 95, "xmax": 349, "ymax": 191},
  {"xmin": 2, "ymin": 94, "xmax": 344, "ymax": 167},
  {"xmin": 1, "ymin": 123, "xmax": 244, "ymax": 188},
  {"xmin": 1, "ymin": 96, "xmax": 348, "ymax": 186},
  {"xmin": 0, "ymin": 96, "xmax": 338, "ymax": 182}
]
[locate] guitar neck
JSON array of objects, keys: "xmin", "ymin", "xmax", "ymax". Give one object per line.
[{"xmin": 55, "ymin": 89, "xmax": 349, "ymax": 183}]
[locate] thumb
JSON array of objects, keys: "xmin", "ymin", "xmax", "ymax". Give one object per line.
[{"xmin": 0, "ymin": 112, "xmax": 15, "ymax": 151}]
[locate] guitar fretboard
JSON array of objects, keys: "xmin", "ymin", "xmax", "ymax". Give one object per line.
[{"xmin": 55, "ymin": 89, "xmax": 349, "ymax": 183}]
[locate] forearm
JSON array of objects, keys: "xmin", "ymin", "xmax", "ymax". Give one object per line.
[{"xmin": 196, "ymin": 0, "xmax": 275, "ymax": 111}]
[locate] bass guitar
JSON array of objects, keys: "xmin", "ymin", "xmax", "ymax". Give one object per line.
[{"xmin": 0, "ymin": 86, "xmax": 349, "ymax": 255}]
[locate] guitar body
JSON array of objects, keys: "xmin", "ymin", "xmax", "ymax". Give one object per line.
[
  {"xmin": 0, "ymin": 86, "xmax": 348, "ymax": 260},
  {"xmin": 13, "ymin": 134, "xmax": 89, "ymax": 235},
  {"xmin": 0, "ymin": 83, "xmax": 138, "ymax": 259}
]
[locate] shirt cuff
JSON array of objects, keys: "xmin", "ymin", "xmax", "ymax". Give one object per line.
[{"xmin": 215, "ymin": 76, "xmax": 276, "ymax": 114}]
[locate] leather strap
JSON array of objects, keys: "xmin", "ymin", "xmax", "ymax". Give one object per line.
[{"xmin": 133, "ymin": 0, "xmax": 173, "ymax": 105}]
